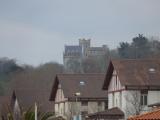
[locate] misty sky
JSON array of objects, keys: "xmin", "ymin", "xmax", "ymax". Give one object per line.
[{"xmin": 0, "ymin": 0, "xmax": 160, "ymax": 66}]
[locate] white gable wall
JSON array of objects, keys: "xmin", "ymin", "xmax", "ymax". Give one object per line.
[
  {"xmin": 148, "ymin": 91, "xmax": 160, "ymax": 105},
  {"xmin": 12, "ymin": 98, "xmax": 21, "ymax": 120},
  {"xmin": 55, "ymin": 84, "xmax": 68, "ymax": 116},
  {"xmin": 108, "ymin": 70, "xmax": 125, "ymax": 109}
]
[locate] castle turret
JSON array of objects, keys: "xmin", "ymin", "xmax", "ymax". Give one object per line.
[{"xmin": 79, "ymin": 38, "xmax": 91, "ymax": 57}]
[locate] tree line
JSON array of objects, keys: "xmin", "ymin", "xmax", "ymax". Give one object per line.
[
  {"xmin": 0, "ymin": 59, "xmax": 63, "ymax": 95},
  {"xmin": 117, "ymin": 34, "xmax": 160, "ymax": 59}
]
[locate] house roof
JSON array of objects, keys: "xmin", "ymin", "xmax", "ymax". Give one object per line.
[
  {"xmin": 65, "ymin": 46, "xmax": 82, "ymax": 53},
  {"xmin": 50, "ymin": 74, "xmax": 107, "ymax": 101},
  {"xmin": 8, "ymin": 70, "xmax": 57, "ymax": 112},
  {"xmin": 87, "ymin": 107, "xmax": 124, "ymax": 119},
  {"xmin": 128, "ymin": 109, "xmax": 160, "ymax": 120},
  {"xmin": 103, "ymin": 59, "xmax": 160, "ymax": 90},
  {"xmin": 12, "ymin": 89, "xmax": 54, "ymax": 112},
  {"xmin": 0, "ymin": 96, "xmax": 10, "ymax": 117}
]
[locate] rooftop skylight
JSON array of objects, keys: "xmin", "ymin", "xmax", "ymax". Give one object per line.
[
  {"xmin": 79, "ymin": 81, "xmax": 85, "ymax": 85},
  {"xmin": 148, "ymin": 68, "xmax": 156, "ymax": 73}
]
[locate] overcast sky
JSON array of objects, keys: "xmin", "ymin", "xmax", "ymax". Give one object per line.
[{"xmin": 0, "ymin": 0, "xmax": 160, "ymax": 66}]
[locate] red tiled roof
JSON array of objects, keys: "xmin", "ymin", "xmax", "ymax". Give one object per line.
[{"xmin": 128, "ymin": 109, "xmax": 160, "ymax": 120}]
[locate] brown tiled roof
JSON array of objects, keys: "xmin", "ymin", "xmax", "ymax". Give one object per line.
[
  {"xmin": 87, "ymin": 107, "xmax": 124, "ymax": 119},
  {"xmin": 128, "ymin": 109, "xmax": 160, "ymax": 120},
  {"xmin": 13, "ymin": 89, "xmax": 54, "ymax": 112},
  {"xmin": 0, "ymin": 96, "xmax": 10, "ymax": 117},
  {"xmin": 50, "ymin": 74, "xmax": 107, "ymax": 101},
  {"xmin": 103, "ymin": 59, "xmax": 160, "ymax": 90},
  {"xmin": 9, "ymin": 70, "xmax": 56, "ymax": 112}
]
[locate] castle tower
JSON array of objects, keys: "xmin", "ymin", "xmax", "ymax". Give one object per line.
[{"xmin": 79, "ymin": 38, "xmax": 91, "ymax": 57}]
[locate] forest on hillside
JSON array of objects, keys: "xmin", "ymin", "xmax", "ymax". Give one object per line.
[
  {"xmin": 0, "ymin": 34, "xmax": 160, "ymax": 95},
  {"xmin": 0, "ymin": 59, "xmax": 63, "ymax": 95}
]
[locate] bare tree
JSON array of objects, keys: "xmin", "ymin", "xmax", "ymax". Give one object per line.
[
  {"xmin": 65, "ymin": 102, "xmax": 80, "ymax": 120},
  {"xmin": 125, "ymin": 91, "xmax": 144, "ymax": 117}
]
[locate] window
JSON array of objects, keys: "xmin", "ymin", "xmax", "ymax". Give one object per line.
[
  {"xmin": 112, "ymin": 93, "xmax": 114, "ymax": 107},
  {"xmin": 141, "ymin": 94, "xmax": 147, "ymax": 106},
  {"xmin": 105, "ymin": 101, "xmax": 108, "ymax": 110},
  {"xmin": 98, "ymin": 102, "xmax": 102, "ymax": 106},
  {"xmin": 116, "ymin": 99, "xmax": 118, "ymax": 106},
  {"xmin": 81, "ymin": 111, "xmax": 88, "ymax": 120},
  {"xmin": 81, "ymin": 101, "xmax": 88, "ymax": 106},
  {"xmin": 115, "ymin": 79, "xmax": 118, "ymax": 89},
  {"xmin": 81, "ymin": 111, "xmax": 88, "ymax": 115},
  {"xmin": 61, "ymin": 90, "xmax": 63, "ymax": 99},
  {"xmin": 140, "ymin": 91, "xmax": 148, "ymax": 106},
  {"xmin": 61, "ymin": 108, "xmax": 63, "ymax": 114},
  {"xmin": 115, "ymin": 75, "xmax": 118, "ymax": 89},
  {"xmin": 120, "ymin": 92, "xmax": 122, "ymax": 108}
]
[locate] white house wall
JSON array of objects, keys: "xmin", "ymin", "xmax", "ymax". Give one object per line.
[
  {"xmin": 12, "ymin": 98, "xmax": 21, "ymax": 120},
  {"xmin": 108, "ymin": 70, "xmax": 125, "ymax": 110},
  {"xmin": 108, "ymin": 91, "xmax": 123, "ymax": 109},
  {"xmin": 88, "ymin": 102, "xmax": 105, "ymax": 113},
  {"xmin": 108, "ymin": 70, "xmax": 125, "ymax": 92},
  {"xmin": 148, "ymin": 91, "xmax": 160, "ymax": 105},
  {"xmin": 56, "ymin": 101, "xmax": 105, "ymax": 118},
  {"xmin": 55, "ymin": 84, "xmax": 67, "ymax": 103},
  {"xmin": 55, "ymin": 84, "xmax": 68, "ymax": 116}
]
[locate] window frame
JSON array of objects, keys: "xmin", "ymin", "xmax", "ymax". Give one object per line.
[{"xmin": 140, "ymin": 91, "xmax": 148, "ymax": 106}]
